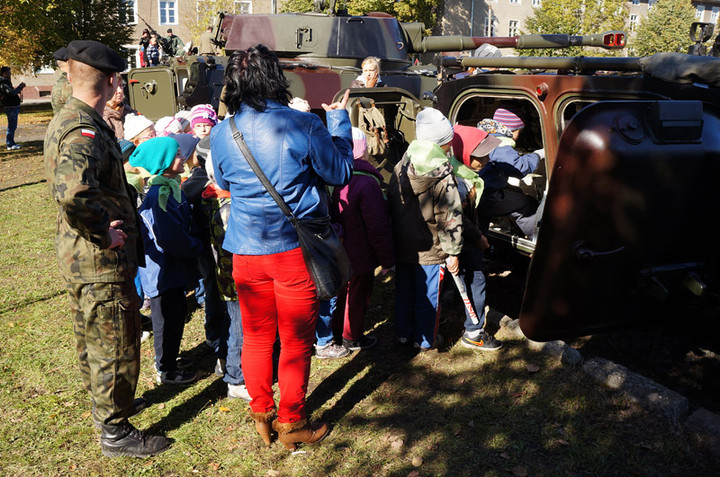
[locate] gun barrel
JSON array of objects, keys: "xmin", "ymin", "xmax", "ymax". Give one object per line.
[
  {"xmin": 443, "ymin": 56, "xmax": 642, "ymax": 72},
  {"xmin": 420, "ymin": 31, "xmax": 626, "ymax": 53}
]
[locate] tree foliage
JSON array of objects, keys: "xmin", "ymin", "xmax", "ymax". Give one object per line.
[
  {"xmin": 520, "ymin": 0, "xmax": 628, "ymax": 57},
  {"xmin": 185, "ymin": 0, "xmax": 240, "ymax": 48},
  {"xmin": 0, "ymin": 0, "xmax": 133, "ymax": 72},
  {"xmin": 279, "ymin": 0, "xmax": 441, "ymax": 30},
  {"xmin": 632, "ymin": 0, "xmax": 696, "ymax": 56}
]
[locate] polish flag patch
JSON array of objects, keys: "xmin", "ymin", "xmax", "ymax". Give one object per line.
[{"xmin": 81, "ymin": 129, "xmax": 95, "ymax": 139}]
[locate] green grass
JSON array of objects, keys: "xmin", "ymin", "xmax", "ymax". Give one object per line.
[{"xmin": 1, "ymin": 173, "xmax": 716, "ymax": 475}]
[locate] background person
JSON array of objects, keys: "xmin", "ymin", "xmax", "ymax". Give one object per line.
[
  {"xmin": 165, "ymin": 28, "xmax": 184, "ymax": 57},
  {"xmin": 210, "ymin": 44, "xmax": 353, "ymax": 450},
  {"xmin": 198, "ymin": 26, "xmax": 216, "ymax": 55},
  {"xmin": 0, "ymin": 66, "xmax": 26, "ymax": 150},
  {"xmin": 43, "ymin": 39, "xmax": 169, "ymax": 458},
  {"xmin": 51, "ymin": 47, "xmax": 72, "ymax": 115},
  {"xmin": 103, "ymin": 75, "xmax": 136, "ymax": 139},
  {"xmin": 350, "ymin": 56, "xmax": 384, "ymax": 88}
]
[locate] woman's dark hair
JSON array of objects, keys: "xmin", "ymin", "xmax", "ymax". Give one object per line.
[{"xmin": 223, "ymin": 44, "xmax": 291, "ymax": 114}]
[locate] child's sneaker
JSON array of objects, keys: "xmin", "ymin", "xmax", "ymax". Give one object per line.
[
  {"xmin": 315, "ymin": 342, "xmax": 350, "ymax": 359},
  {"xmin": 415, "ymin": 333, "xmax": 443, "ymax": 351},
  {"xmin": 342, "ymin": 335, "xmax": 378, "ymax": 351},
  {"xmin": 461, "ymin": 330, "xmax": 502, "ymax": 351},
  {"xmin": 157, "ymin": 369, "xmax": 197, "ymax": 385},
  {"xmin": 215, "ymin": 358, "xmax": 226, "ymax": 377},
  {"xmin": 227, "ymin": 383, "xmax": 252, "ymax": 401}
]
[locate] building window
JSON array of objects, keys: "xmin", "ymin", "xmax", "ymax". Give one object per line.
[
  {"xmin": 159, "ymin": 1, "xmax": 177, "ymax": 25},
  {"xmin": 120, "ymin": 0, "xmax": 137, "ymax": 24},
  {"xmin": 484, "ymin": 16, "xmax": 497, "ymax": 36},
  {"xmin": 235, "ymin": 1, "xmax": 252, "ymax": 14},
  {"xmin": 509, "ymin": 0, "xmax": 520, "ymax": 4},
  {"xmin": 631, "ymin": 0, "xmax": 638, "ymax": 5},
  {"xmin": 712, "ymin": 7, "xmax": 719, "ymax": 23},
  {"xmin": 648, "ymin": 0, "xmax": 656, "ymax": 8},
  {"xmin": 123, "ymin": 44, "xmax": 140, "ymax": 70},
  {"xmin": 508, "ymin": 20, "xmax": 518, "ymax": 36},
  {"xmin": 696, "ymin": 5, "xmax": 705, "ymax": 20},
  {"xmin": 532, "ymin": 0, "xmax": 541, "ymax": 6},
  {"xmin": 629, "ymin": 14, "xmax": 638, "ymax": 32}
]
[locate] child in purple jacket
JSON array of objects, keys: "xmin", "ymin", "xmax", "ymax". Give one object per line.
[{"xmin": 315, "ymin": 128, "xmax": 395, "ymax": 356}]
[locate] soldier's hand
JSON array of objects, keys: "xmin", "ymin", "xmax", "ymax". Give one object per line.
[
  {"xmin": 322, "ymin": 88, "xmax": 350, "ymax": 111},
  {"xmin": 108, "ymin": 220, "xmax": 127, "ymax": 249}
]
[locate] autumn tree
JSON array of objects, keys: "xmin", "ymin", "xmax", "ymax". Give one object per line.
[
  {"xmin": 185, "ymin": 0, "xmax": 244, "ymax": 49},
  {"xmin": 520, "ymin": 0, "xmax": 628, "ymax": 57},
  {"xmin": 280, "ymin": 0, "xmax": 441, "ymax": 31},
  {"xmin": 0, "ymin": 0, "xmax": 133, "ymax": 72},
  {"xmin": 632, "ymin": 0, "xmax": 696, "ymax": 56}
]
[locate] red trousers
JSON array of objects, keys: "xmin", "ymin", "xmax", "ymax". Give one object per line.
[{"xmin": 233, "ymin": 248, "xmax": 318, "ymax": 423}]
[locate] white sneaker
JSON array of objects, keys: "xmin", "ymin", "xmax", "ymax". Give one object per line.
[
  {"xmin": 140, "ymin": 330, "xmax": 151, "ymax": 343},
  {"xmin": 6, "ymin": 144, "xmax": 21, "ymax": 150},
  {"xmin": 215, "ymin": 358, "xmax": 226, "ymax": 377},
  {"xmin": 227, "ymin": 383, "xmax": 252, "ymax": 401}
]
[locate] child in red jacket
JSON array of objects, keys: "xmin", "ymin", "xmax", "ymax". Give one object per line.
[{"xmin": 315, "ymin": 128, "xmax": 396, "ymax": 357}]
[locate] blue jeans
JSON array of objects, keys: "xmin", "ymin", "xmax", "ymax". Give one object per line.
[
  {"xmin": 223, "ymin": 300, "xmax": 245, "ymax": 385},
  {"xmin": 4, "ymin": 106, "xmax": 19, "ymax": 147},
  {"xmin": 458, "ymin": 246, "xmax": 486, "ymax": 334},
  {"xmin": 394, "ymin": 263, "xmax": 443, "ymax": 349},
  {"xmin": 197, "ymin": 252, "xmax": 229, "ymax": 358},
  {"xmin": 315, "ymin": 297, "xmax": 338, "ymax": 347}
]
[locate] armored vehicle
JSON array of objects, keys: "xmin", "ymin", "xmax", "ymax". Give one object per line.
[{"xmin": 427, "ymin": 31, "xmax": 720, "ymax": 343}]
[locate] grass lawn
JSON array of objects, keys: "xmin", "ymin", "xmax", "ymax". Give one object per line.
[{"xmin": 0, "ymin": 135, "xmax": 715, "ymax": 476}]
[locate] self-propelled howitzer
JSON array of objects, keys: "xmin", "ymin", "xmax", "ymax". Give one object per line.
[{"xmin": 126, "ymin": 11, "xmax": 625, "ymax": 119}]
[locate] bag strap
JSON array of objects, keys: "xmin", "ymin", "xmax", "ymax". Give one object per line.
[{"xmin": 229, "ymin": 116, "xmax": 298, "ymax": 223}]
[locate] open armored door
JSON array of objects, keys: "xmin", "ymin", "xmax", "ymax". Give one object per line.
[
  {"xmin": 333, "ymin": 87, "xmax": 421, "ymax": 183},
  {"xmin": 519, "ymin": 100, "xmax": 720, "ymax": 341}
]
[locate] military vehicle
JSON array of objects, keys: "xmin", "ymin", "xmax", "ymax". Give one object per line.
[
  {"xmin": 127, "ymin": 11, "xmax": 720, "ymax": 344},
  {"xmin": 424, "ymin": 24, "xmax": 720, "ymax": 343},
  {"xmin": 126, "ymin": 10, "xmax": 621, "ymax": 182}
]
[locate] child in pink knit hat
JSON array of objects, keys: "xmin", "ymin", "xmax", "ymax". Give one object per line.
[{"xmin": 189, "ymin": 104, "xmax": 218, "ymax": 138}]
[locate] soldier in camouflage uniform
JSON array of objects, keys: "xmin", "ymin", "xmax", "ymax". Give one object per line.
[
  {"xmin": 388, "ymin": 107, "xmax": 463, "ymax": 351},
  {"xmin": 50, "ymin": 47, "xmax": 72, "ymax": 116},
  {"xmin": 43, "ymin": 40, "xmax": 169, "ymax": 458}
]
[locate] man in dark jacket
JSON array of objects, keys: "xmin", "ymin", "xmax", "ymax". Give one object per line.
[
  {"xmin": 164, "ymin": 28, "xmax": 184, "ymax": 57},
  {"xmin": 0, "ymin": 66, "xmax": 26, "ymax": 150}
]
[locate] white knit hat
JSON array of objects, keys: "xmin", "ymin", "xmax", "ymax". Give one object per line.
[
  {"xmin": 415, "ymin": 107, "xmax": 454, "ymax": 145},
  {"xmin": 123, "ymin": 113, "xmax": 155, "ymax": 141}
]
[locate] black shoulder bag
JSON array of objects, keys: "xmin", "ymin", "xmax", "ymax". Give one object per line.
[{"xmin": 229, "ymin": 118, "xmax": 351, "ymax": 300}]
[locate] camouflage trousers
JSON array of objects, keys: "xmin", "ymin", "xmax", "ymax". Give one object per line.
[{"xmin": 66, "ymin": 279, "xmax": 141, "ymax": 426}]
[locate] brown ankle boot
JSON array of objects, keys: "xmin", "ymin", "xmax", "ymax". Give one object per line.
[
  {"xmin": 272, "ymin": 418, "xmax": 329, "ymax": 451},
  {"xmin": 249, "ymin": 409, "xmax": 276, "ymax": 448}
]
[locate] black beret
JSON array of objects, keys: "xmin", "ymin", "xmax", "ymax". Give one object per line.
[
  {"xmin": 53, "ymin": 47, "xmax": 68, "ymax": 61},
  {"xmin": 67, "ymin": 40, "xmax": 125, "ymax": 73}
]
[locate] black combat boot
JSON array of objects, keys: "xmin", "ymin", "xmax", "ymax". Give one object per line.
[{"xmin": 100, "ymin": 420, "xmax": 170, "ymax": 458}]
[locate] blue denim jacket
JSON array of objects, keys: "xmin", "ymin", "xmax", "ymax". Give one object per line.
[{"xmin": 210, "ymin": 100, "xmax": 353, "ymax": 255}]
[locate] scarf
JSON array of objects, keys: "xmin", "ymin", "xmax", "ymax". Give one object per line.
[{"xmin": 149, "ymin": 175, "xmax": 181, "ymax": 212}]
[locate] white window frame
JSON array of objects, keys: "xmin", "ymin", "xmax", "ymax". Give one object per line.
[
  {"xmin": 696, "ymin": 5, "xmax": 705, "ymax": 20},
  {"xmin": 629, "ymin": 14, "xmax": 638, "ymax": 33},
  {"xmin": 712, "ymin": 6, "xmax": 719, "ymax": 23},
  {"xmin": 123, "ymin": 0, "xmax": 138, "ymax": 25},
  {"xmin": 159, "ymin": 1, "xmax": 178, "ymax": 25},
  {"xmin": 508, "ymin": 19, "xmax": 519, "ymax": 37},
  {"xmin": 509, "ymin": 0, "xmax": 520, "ymax": 5},
  {"xmin": 631, "ymin": 0, "xmax": 639, "ymax": 5},
  {"xmin": 484, "ymin": 16, "xmax": 497, "ymax": 36},
  {"xmin": 235, "ymin": 1, "xmax": 252, "ymax": 14},
  {"xmin": 123, "ymin": 44, "xmax": 140, "ymax": 70},
  {"xmin": 531, "ymin": 0, "xmax": 541, "ymax": 6}
]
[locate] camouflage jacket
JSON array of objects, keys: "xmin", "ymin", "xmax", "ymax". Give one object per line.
[
  {"xmin": 50, "ymin": 73, "xmax": 72, "ymax": 115},
  {"xmin": 388, "ymin": 141, "xmax": 463, "ymax": 265},
  {"xmin": 44, "ymin": 97, "xmax": 143, "ymax": 283}
]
